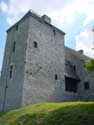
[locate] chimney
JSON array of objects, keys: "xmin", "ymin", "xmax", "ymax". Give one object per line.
[
  {"xmin": 78, "ymin": 50, "xmax": 84, "ymax": 54},
  {"xmin": 41, "ymin": 15, "xmax": 51, "ymax": 24}
]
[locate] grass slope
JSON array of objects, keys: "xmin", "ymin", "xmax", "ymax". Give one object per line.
[{"xmin": 0, "ymin": 102, "xmax": 94, "ymax": 125}]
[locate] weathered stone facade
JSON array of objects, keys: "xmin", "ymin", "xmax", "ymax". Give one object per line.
[
  {"xmin": 0, "ymin": 10, "xmax": 94, "ymax": 112},
  {"xmin": 65, "ymin": 47, "xmax": 94, "ymax": 101}
]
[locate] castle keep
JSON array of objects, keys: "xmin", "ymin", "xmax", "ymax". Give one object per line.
[{"xmin": 0, "ymin": 10, "xmax": 94, "ymax": 112}]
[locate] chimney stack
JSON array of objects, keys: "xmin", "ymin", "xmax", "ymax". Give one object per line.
[
  {"xmin": 41, "ymin": 15, "xmax": 51, "ymax": 24},
  {"xmin": 78, "ymin": 50, "xmax": 84, "ymax": 54}
]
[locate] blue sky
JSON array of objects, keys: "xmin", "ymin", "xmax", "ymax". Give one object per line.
[{"xmin": 0, "ymin": 0, "xmax": 94, "ymax": 71}]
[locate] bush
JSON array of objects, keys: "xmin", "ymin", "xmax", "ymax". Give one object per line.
[{"xmin": 85, "ymin": 59, "xmax": 94, "ymax": 72}]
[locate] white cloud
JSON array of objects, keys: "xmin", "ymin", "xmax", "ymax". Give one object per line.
[
  {"xmin": 1, "ymin": 0, "xmax": 94, "ymax": 57},
  {"xmin": 76, "ymin": 29, "xmax": 94, "ymax": 57},
  {"xmin": 0, "ymin": 0, "xmax": 70, "ymax": 25},
  {"xmin": 49, "ymin": 0, "xmax": 94, "ymax": 26},
  {"xmin": 7, "ymin": 17, "xmax": 14, "ymax": 25},
  {"xmin": 0, "ymin": 1, "xmax": 8, "ymax": 13},
  {"xmin": 0, "ymin": 0, "xmax": 94, "ymax": 26},
  {"xmin": 83, "ymin": 4, "xmax": 94, "ymax": 26},
  {"xmin": 49, "ymin": 7, "xmax": 76, "ymax": 25}
]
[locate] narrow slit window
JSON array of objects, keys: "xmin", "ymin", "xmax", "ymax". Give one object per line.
[
  {"xmin": 73, "ymin": 65, "xmax": 76, "ymax": 71},
  {"xmin": 9, "ymin": 65, "xmax": 13, "ymax": 79},
  {"xmin": 16, "ymin": 25, "xmax": 18, "ymax": 30},
  {"xmin": 34, "ymin": 41, "xmax": 38, "ymax": 48},
  {"xmin": 55, "ymin": 74, "xmax": 58, "ymax": 80},
  {"xmin": 53, "ymin": 29, "xmax": 56, "ymax": 35},
  {"xmin": 12, "ymin": 41, "xmax": 16, "ymax": 52}
]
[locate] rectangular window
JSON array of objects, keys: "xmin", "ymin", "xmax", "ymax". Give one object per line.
[
  {"xmin": 12, "ymin": 41, "xmax": 16, "ymax": 52},
  {"xmin": 65, "ymin": 77, "xmax": 78, "ymax": 93},
  {"xmin": 55, "ymin": 74, "xmax": 58, "ymax": 80},
  {"xmin": 53, "ymin": 29, "xmax": 56, "ymax": 35},
  {"xmin": 34, "ymin": 41, "xmax": 38, "ymax": 48},
  {"xmin": 84, "ymin": 82, "xmax": 89, "ymax": 90},
  {"xmin": 9, "ymin": 65, "xmax": 13, "ymax": 79},
  {"xmin": 73, "ymin": 65, "xmax": 76, "ymax": 71},
  {"xmin": 16, "ymin": 25, "xmax": 18, "ymax": 30}
]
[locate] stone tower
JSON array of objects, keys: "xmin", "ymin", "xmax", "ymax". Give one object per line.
[{"xmin": 0, "ymin": 10, "xmax": 65, "ymax": 111}]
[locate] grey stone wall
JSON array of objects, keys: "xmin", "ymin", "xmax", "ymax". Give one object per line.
[
  {"xmin": 22, "ymin": 15, "xmax": 65, "ymax": 106},
  {"xmin": 1, "ymin": 11, "xmax": 94, "ymax": 112},
  {"xmin": 0, "ymin": 16, "xmax": 30, "ymax": 111}
]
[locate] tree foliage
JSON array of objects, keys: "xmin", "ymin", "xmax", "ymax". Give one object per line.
[{"xmin": 85, "ymin": 59, "xmax": 94, "ymax": 72}]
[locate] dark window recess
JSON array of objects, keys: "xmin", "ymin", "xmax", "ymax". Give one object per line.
[
  {"xmin": 9, "ymin": 65, "xmax": 13, "ymax": 79},
  {"xmin": 30, "ymin": 72, "xmax": 32, "ymax": 75},
  {"xmin": 12, "ymin": 41, "xmax": 16, "ymax": 52},
  {"xmin": 53, "ymin": 29, "xmax": 56, "ymax": 35},
  {"xmin": 55, "ymin": 74, "xmax": 58, "ymax": 80},
  {"xmin": 73, "ymin": 65, "xmax": 76, "ymax": 71},
  {"xmin": 6, "ymin": 85, "xmax": 8, "ymax": 88},
  {"xmin": 26, "ymin": 71, "xmax": 28, "ymax": 74},
  {"xmin": 84, "ymin": 82, "xmax": 89, "ymax": 90},
  {"xmin": 65, "ymin": 77, "xmax": 78, "ymax": 93},
  {"xmin": 34, "ymin": 41, "xmax": 38, "ymax": 48},
  {"xmin": 16, "ymin": 25, "xmax": 18, "ymax": 30}
]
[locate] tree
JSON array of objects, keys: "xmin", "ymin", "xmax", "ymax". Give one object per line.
[{"xmin": 85, "ymin": 59, "xmax": 94, "ymax": 72}]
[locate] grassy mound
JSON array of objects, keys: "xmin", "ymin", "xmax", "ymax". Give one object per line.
[{"xmin": 0, "ymin": 102, "xmax": 94, "ymax": 125}]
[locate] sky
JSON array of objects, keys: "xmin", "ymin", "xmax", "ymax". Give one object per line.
[{"xmin": 0, "ymin": 0, "xmax": 94, "ymax": 71}]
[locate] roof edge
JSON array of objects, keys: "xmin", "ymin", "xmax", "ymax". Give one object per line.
[
  {"xmin": 7, "ymin": 10, "xmax": 65, "ymax": 35},
  {"xmin": 65, "ymin": 46, "xmax": 91, "ymax": 59},
  {"xmin": 7, "ymin": 10, "xmax": 31, "ymax": 32}
]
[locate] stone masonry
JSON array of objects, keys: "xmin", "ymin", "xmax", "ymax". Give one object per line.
[{"xmin": 0, "ymin": 10, "xmax": 94, "ymax": 112}]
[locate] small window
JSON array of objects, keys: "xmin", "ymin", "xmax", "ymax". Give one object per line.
[
  {"xmin": 12, "ymin": 41, "xmax": 16, "ymax": 52},
  {"xmin": 34, "ymin": 41, "xmax": 38, "ymax": 48},
  {"xmin": 73, "ymin": 65, "xmax": 76, "ymax": 71},
  {"xmin": 16, "ymin": 25, "xmax": 18, "ymax": 30},
  {"xmin": 9, "ymin": 65, "xmax": 13, "ymax": 79},
  {"xmin": 55, "ymin": 74, "xmax": 58, "ymax": 80},
  {"xmin": 84, "ymin": 81, "xmax": 89, "ymax": 90},
  {"xmin": 53, "ymin": 29, "xmax": 56, "ymax": 35}
]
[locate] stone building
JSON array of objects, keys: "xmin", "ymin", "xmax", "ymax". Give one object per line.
[{"xmin": 0, "ymin": 10, "xmax": 94, "ymax": 112}]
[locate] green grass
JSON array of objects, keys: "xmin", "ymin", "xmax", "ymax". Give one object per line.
[{"xmin": 0, "ymin": 102, "xmax": 94, "ymax": 125}]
